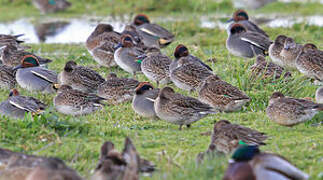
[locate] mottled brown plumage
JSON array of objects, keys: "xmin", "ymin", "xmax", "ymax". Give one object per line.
[
  {"xmin": 268, "ymin": 35, "xmax": 288, "ymax": 67},
  {"xmin": 279, "ymin": 37, "xmax": 302, "ymax": 69}
]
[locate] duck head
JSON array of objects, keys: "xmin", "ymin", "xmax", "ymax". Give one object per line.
[
  {"xmin": 274, "ymin": 35, "xmax": 288, "ymax": 46},
  {"xmin": 174, "ymin": 44, "xmax": 189, "ymax": 59},
  {"xmin": 115, "ymin": 35, "xmax": 134, "ymax": 50},
  {"xmin": 135, "ymin": 82, "xmax": 154, "ymax": 95},
  {"xmin": 64, "ymin": 61, "xmax": 77, "ymax": 73},
  {"xmin": 229, "ymin": 24, "xmax": 246, "ymax": 35},
  {"xmin": 106, "ymin": 73, "xmax": 118, "ymax": 79},
  {"xmin": 9, "ymin": 89, "xmax": 20, "ymax": 97},
  {"xmin": 269, "ymin": 92, "xmax": 285, "ymax": 105},
  {"xmin": 227, "ymin": 9, "xmax": 249, "ymax": 23},
  {"xmin": 283, "ymin": 37, "xmax": 296, "ymax": 51},
  {"xmin": 13, "ymin": 55, "xmax": 40, "ymax": 70},
  {"xmin": 94, "ymin": 24, "xmax": 114, "ymax": 35},
  {"xmin": 302, "ymin": 43, "xmax": 317, "ymax": 53},
  {"xmin": 133, "ymin": 14, "xmax": 150, "ymax": 26},
  {"xmin": 232, "ymin": 145, "xmax": 260, "ymax": 162},
  {"xmin": 159, "ymin": 87, "xmax": 175, "ymax": 100}
]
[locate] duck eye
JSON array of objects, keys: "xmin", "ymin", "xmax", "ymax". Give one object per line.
[{"xmin": 124, "ymin": 37, "xmax": 132, "ymax": 42}]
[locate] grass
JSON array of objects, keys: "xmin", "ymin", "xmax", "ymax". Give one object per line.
[{"xmin": 0, "ymin": 0, "xmax": 323, "ymax": 179}]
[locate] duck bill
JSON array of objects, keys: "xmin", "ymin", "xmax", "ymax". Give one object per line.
[
  {"xmin": 226, "ymin": 18, "xmax": 234, "ymax": 23},
  {"xmin": 12, "ymin": 64, "xmax": 23, "ymax": 71},
  {"xmin": 114, "ymin": 43, "xmax": 123, "ymax": 50}
]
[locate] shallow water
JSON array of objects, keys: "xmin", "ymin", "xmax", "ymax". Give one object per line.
[{"xmin": 0, "ymin": 14, "xmax": 322, "ymax": 44}]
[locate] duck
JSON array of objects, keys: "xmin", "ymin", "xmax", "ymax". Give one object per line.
[
  {"xmin": 32, "ymin": 0, "xmax": 71, "ymax": 14},
  {"xmin": 266, "ymin": 92, "xmax": 323, "ymax": 126},
  {"xmin": 132, "ymin": 14, "xmax": 174, "ymax": 48},
  {"xmin": 1, "ymin": 44, "xmax": 52, "ymax": 67},
  {"xmin": 198, "ymin": 75, "xmax": 250, "ymax": 112},
  {"xmin": 223, "ymin": 145, "xmax": 309, "ymax": 180},
  {"xmin": 268, "ymin": 35, "xmax": 288, "ymax": 67},
  {"xmin": 132, "ymin": 82, "xmax": 159, "ymax": 118},
  {"xmin": 0, "ymin": 148, "xmax": 82, "ymax": 180},
  {"xmin": 226, "ymin": 23, "xmax": 272, "ymax": 59},
  {"xmin": 227, "ymin": 10, "xmax": 269, "ymax": 37},
  {"xmin": 206, "ymin": 120, "xmax": 267, "ymax": 154},
  {"xmin": 114, "ymin": 35, "xmax": 144, "ymax": 77},
  {"xmin": 249, "ymin": 55, "xmax": 291, "ymax": 80},
  {"xmin": 13, "ymin": 55, "xmax": 58, "ymax": 93},
  {"xmin": 295, "ymin": 43, "xmax": 323, "ymax": 83},
  {"xmin": 316, "ymin": 86, "xmax": 323, "ymax": 104},
  {"xmin": 279, "ymin": 37, "xmax": 302, "ymax": 69},
  {"xmin": 97, "ymin": 73, "xmax": 139, "ymax": 104},
  {"xmin": 152, "ymin": 87, "xmax": 216, "ymax": 130},
  {"xmin": 58, "ymin": 61, "xmax": 105, "ymax": 93},
  {"xmin": 140, "ymin": 47, "xmax": 172, "ymax": 87},
  {"xmin": 170, "ymin": 44, "xmax": 212, "ymax": 72},
  {"xmin": 86, "ymin": 24, "xmax": 121, "ymax": 67},
  {"xmin": 91, "ymin": 137, "xmax": 155, "ymax": 180},
  {"xmin": 54, "ymin": 85, "xmax": 106, "ymax": 116},
  {"xmin": 0, "ymin": 64, "xmax": 16, "ymax": 89},
  {"xmin": 0, "ymin": 89, "xmax": 46, "ymax": 119},
  {"xmin": 0, "ymin": 34, "xmax": 26, "ymax": 51},
  {"xmin": 122, "ymin": 24, "xmax": 148, "ymax": 50}
]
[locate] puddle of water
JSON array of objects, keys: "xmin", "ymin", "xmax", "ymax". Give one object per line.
[{"xmin": 0, "ymin": 16, "xmax": 127, "ymax": 44}]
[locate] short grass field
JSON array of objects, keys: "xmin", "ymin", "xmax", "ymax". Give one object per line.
[{"xmin": 0, "ymin": 0, "xmax": 322, "ymax": 179}]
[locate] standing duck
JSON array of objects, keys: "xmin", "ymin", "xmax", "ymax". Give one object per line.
[
  {"xmin": 223, "ymin": 145, "xmax": 309, "ymax": 180},
  {"xmin": 13, "ymin": 55, "xmax": 58, "ymax": 93},
  {"xmin": 58, "ymin": 61, "xmax": 105, "ymax": 93},
  {"xmin": 140, "ymin": 47, "xmax": 171, "ymax": 87},
  {"xmin": 91, "ymin": 138, "xmax": 155, "ymax": 180},
  {"xmin": 198, "ymin": 75, "xmax": 250, "ymax": 112},
  {"xmin": 249, "ymin": 55, "xmax": 291, "ymax": 80},
  {"xmin": 2, "ymin": 44, "xmax": 52, "ymax": 67},
  {"xmin": 153, "ymin": 87, "xmax": 216, "ymax": 130},
  {"xmin": 226, "ymin": 24, "xmax": 272, "ymax": 59},
  {"xmin": 97, "ymin": 73, "xmax": 139, "ymax": 104},
  {"xmin": 268, "ymin": 35, "xmax": 288, "ymax": 67},
  {"xmin": 266, "ymin": 92, "xmax": 323, "ymax": 126},
  {"xmin": 54, "ymin": 85, "xmax": 105, "ymax": 116},
  {"xmin": 227, "ymin": 10, "xmax": 269, "ymax": 37},
  {"xmin": 295, "ymin": 43, "xmax": 323, "ymax": 83},
  {"xmin": 0, "ymin": 64, "xmax": 16, "ymax": 89},
  {"xmin": 32, "ymin": 0, "xmax": 71, "ymax": 14},
  {"xmin": 316, "ymin": 86, "xmax": 323, "ymax": 104},
  {"xmin": 132, "ymin": 82, "xmax": 159, "ymax": 119},
  {"xmin": 0, "ymin": 89, "xmax": 46, "ymax": 119},
  {"xmin": 279, "ymin": 37, "xmax": 302, "ymax": 69},
  {"xmin": 132, "ymin": 14, "xmax": 174, "ymax": 48},
  {"xmin": 86, "ymin": 24, "xmax": 121, "ymax": 67},
  {"xmin": 114, "ymin": 35, "xmax": 144, "ymax": 77}
]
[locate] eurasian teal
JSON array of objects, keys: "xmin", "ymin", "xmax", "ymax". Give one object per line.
[
  {"xmin": 13, "ymin": 55, "xmax": 58, "ymax": 93},
  {"xmin": 86, "ymin": 24, "xmax": 121, "ymax": 67},
  {"xmin": 122, "ymin": 24, "xmax": 148, "ymax": 50},
  {"xmin": 268, "ymin": 35, "xmax": 288, "ymax": 67},
  {"xmin": 0, "ymin": 34, "xmax": 26, "ymax": 51},
  {"xmin": 140, "ymin": 47, "xmax": 171, "ymax": 87},
  {"xmin": 249, "ymin": 55, "xmax": 291, "ymax": 80},
  {"xmin": 227, "ymin": 10, "xmax": 269, "ymax": 37},
  {"xmin": 0, "ymin": 89, "xmax": 46, "ymax": 119},
  {"xmin": 1, "ymin": 44, "xmax": 52, "ymax": 67},
  {"xmin": 295, "ymin": 43, "xmax": 323, "ymax": 83},
  {"xmin": 279, "ymin": 37, "xmax": 302, "ymax": 69},
  {"xmin": 58, "ymin": 61, "xmax": 105, "ymax": 93},
  {"xmin": 32, "ymin": 0, "xmax": 71, "ymax": 14},
  {"xmin": 54, "ymin": 85, "xmax": 105, "ymax": 116},
  {"xmin": 97, "ymin": 73, "xmax": 139, "ymax": 104},
  {"xmin": 226, "ymin": 23, "xmax": 272, "ymax": 59},
  {"xmin": 152, "ymin": 87, "xmax": 216, "ymax": 130},
  {"xmin": 198, "ymin": 75, "xmax": 250, "ymax": 112},
  {"xmin": 223, "ymin": 145, "xmax": 309, "ymax": 180},
  {"xmin": 266, "ymin": 92, "xmax": 323, "ymax": 126},
  {"xmin": 91, "ymin": 137, "xmax": 155, "ymax": 180},
  {"xmin": 0, "ymin": 64, "xmax": 16, "ymax": 89},
  {"xmin": 132, "ymin": 14, "xmax": 174, "ymax": 48},
  {"xmin": 114, "ymin": 35, "xmax": 144, "ymax": 77},
  {"xmin": 316, "ymin": 86, "xmax": 323, "ymax": 104},
  {"xmin": 132, "ymin": 82, "xmax": 159, "ymax": 118}
]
